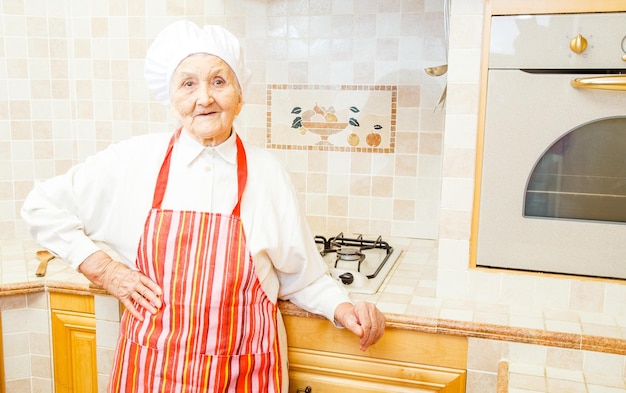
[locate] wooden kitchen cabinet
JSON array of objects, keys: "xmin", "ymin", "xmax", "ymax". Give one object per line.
[
  {"xmin": 284, "ymin": 315, "xmax": 467, "ymax": 393},
  {"xmin": 50, "ymin": 292, "xmax": 97, "ymax": 393}
]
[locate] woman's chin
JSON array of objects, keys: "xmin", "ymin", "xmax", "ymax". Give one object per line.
[{"xmin": 186, "ymin": 127, "xmax": 231, "ymax": 146}]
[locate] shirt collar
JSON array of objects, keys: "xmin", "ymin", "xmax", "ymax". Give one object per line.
[{"xmin": 177, "ymin": 128, "xmax": 238, "ymax": 167}]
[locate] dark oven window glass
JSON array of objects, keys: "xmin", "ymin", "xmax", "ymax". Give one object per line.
[{"xmin": 524, "ymin": 117, "xmax": 626, "ymax": 223}]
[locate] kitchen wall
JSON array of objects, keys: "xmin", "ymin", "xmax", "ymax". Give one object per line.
[
  {"xmin": 0, "ymin": 0, "xmax": 447, "ymax": 242},
  {"xmin": 3, "ymin": 0, "xmax": 625, "ymax": 340}
]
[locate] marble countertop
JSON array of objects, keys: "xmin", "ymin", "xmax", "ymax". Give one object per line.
[{"xmin": 1, "ymin": 237, "xmax": 625, "ymax": 357}]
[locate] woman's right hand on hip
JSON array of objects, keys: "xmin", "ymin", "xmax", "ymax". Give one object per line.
[{"xmin": 78, "ymin": 250, "xmax": 163, "ymax": 321}]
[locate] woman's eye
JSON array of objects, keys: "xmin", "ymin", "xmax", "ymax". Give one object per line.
[{"xmin": 184, "ymin": 81, "xmax": 194, "ymax": 87}]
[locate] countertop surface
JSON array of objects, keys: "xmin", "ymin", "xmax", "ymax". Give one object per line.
[{"xmin": 1, "ymin": 237, "xmax": 625, "ymax": 357}]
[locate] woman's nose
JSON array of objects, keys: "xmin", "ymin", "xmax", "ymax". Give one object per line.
[{"xmin": 196, "ymin": 82, "xmax": 214, "ymax": 105}]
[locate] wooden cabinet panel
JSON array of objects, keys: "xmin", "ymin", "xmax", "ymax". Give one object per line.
[
  {"xmin": 50, "ymin": 293, "xmax": 97, "ymax": 393},
  {"xmin": 284, "ymin": 315, "xmax": 467, "ymax": 393}
]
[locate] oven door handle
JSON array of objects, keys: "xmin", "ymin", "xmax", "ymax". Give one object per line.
[{"xmin": 571, "ymin": 75, "xmax": 626, "ymax": 91}]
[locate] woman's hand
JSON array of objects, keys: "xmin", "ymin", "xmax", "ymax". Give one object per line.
[
  {"xmin": 78, "ymin": 250, "xmax": 163, "ymax": 321},
  {"xmin": 333, "ymin": 301, "xmax": 386, "ymax": 351}
]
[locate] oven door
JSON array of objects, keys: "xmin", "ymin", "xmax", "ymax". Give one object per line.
[{"xmin": 476, "ymin": 69, "xmax": 626, "ymax": 279}]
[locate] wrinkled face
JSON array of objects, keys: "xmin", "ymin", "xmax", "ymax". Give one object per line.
[{"xmin": 169, "ymin": 53, "xmax": 243, "ymax": 146}]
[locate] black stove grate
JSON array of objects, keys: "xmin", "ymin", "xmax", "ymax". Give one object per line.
[{"xmin": 315, "ymin": 232, "xmax": 394, "ymax": 279}]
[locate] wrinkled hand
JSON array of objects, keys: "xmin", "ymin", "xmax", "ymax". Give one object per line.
[
  {"xmin": 78, "ymin": 250, "xmax": 162, "ymax": 321},
  {"xmin": 334, "ymin": 301, "xmax": 385, "ymax": 351}
]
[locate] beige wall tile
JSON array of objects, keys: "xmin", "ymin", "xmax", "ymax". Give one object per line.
[
  {"xmin": 418, "ymin": 132, "xmax": 442, "ymax": 155},
  {"xmin": 30, "ymin": 354, "xmax": 52, "ymax": 379},
  {"xmin": 349, "ymin": 153, "xmax": 372, "ymax": 175},
  {"xmin": 546, "ymin": 347, "xmax": 583, "ymax": 370},
  {"xmin": 465, "ymin": 370, "xmax": 497, "ymax": 393},
  {"xmin": 4, "ymin": 354, "xmax": 30, "ymax": 380},
  {"xmin": 28, "ymin": 37, "xmax": 49, "ymax": 58},
  {"xmin": 307, "ymin": 172, "xmax": 328, "ymax": 194},
  {"xmin": 569, "ymin": 280, "xmax": 605, "ymax": 313},
  {"xmin": 6, "ymin": 59, "xmax": 28, "ymax": 78},
  {"xmin": 306, "ymin": 193, "xmax": 327, "ymax": 216},
  {"xmin": 0, "ymin": 294, "xmax": 27, "ymax": 310},
  {"xmin": 4, "ymin": 378, "xmax": 31, "ymax": 393},
  {"xmin": 31, "ymin": 377, "xmax": 53, "ymax": 393},
  {"xmin": 26, "ymin": 292, "xmax": 48, "ymax": 309},
  {"xmin": 397, "ymin": 85, "xmax": 421, "ymax": 108},
  {"xmin": 327, "ymin": 172, "xmax": 350, "ymax": 195},
  {"xmin": 394, "ymin": 154, "xmax": 418, "ymax": 177},
  {"xmin": 0, "ymin": 181, "xmax": 13, "ymax": 200},
  {"xmin": 327, "ymin": 195, "xmax": 348, "ymax": 217},
  {"xmin": 370, "ymin": 197, "xmax": 393, "ymax": 220},
  {"xmin": 393, "ymin": 199, "xmax": 415, "ymax": 221},
  {"xmin": 2, "ymin": 332, "xmax": 29, "ymax": 357},
  {"xmin": 349, "ymin": 174, "xmax": 371, "ymax": 196},
  {"xmin": 29, "ymin": 332, "xmax": 51, "ymax": 356},
  {"xmin": 395, "ymin": 131, "xmax": 418, "ymax": 154},
  {"xmin": 371, "ymin": 176, "xmax": 393, "ymax": 198},
  {"xmin": 468, "ymin": 338, "xmax": 509, "ymax": 372},
  {"xmin": 439, "ymin": 209, "xmax": 472, "ymax": 239},
  {"xmin": 9, "ymin": 102, "xmax": 31, "ymax": 121}
]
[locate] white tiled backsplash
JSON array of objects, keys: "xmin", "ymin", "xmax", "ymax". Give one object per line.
[{"xmin": 0, "ymin": 0, "xmax": 447, "ymax": 242}]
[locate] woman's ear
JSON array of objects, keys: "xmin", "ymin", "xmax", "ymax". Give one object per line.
[{"xmin": 234, "ymin": 91, "xmax": 244, "ymax": 116}]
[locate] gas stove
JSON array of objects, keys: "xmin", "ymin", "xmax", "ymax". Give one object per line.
[{"xmin": 315, "ymin": 233, "xmax": 403, "ymax": 294}]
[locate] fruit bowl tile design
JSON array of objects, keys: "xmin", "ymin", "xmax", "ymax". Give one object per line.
[{"xmin": 267, "ymin": 84, "xmax": 396, "ymax": 152}]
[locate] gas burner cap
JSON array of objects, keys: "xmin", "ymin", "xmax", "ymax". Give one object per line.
[
  {"xmin": 336, "ymin": 246, "xmax": 362, "ymax": 261},
  {"xmin": 338, "ymin": 272, "xmax": 354, "ymax": 285}
]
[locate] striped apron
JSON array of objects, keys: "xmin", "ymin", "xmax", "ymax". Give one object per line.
[{"xmin": 107, "ymin": 130, "xmax": 282, "ymax": 392}]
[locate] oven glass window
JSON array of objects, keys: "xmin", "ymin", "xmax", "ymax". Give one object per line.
[{"xmin": 524, "ymin": 117, "xmax": 626, "ymax": 223}]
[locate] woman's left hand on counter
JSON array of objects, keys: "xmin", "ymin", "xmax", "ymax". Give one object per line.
[{"xmin": 334, "ymin": 301, "xmax": 385, "ymax": 351}]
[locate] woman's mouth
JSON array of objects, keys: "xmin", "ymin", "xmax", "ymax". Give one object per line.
[{"xmin": 196, "ymin": 111, "xmax": 216, "ymax": 117}]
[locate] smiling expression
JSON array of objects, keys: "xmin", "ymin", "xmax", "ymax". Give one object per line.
[{"xmin": 169, "ymin": 53, "xmax": 243, "ymax": 147}]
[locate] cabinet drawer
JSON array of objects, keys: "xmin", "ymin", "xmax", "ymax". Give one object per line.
[{"xmin": 288, "ymin": 348, "xmax": 465, "ymax": 393}]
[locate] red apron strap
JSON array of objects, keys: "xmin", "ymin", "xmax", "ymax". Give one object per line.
[
  {"xmin": 232, "ymin": 134, "xmax": 248, "ymax": 217},
  {"xmin": 152, "ymin": 127, "xmax": 181, "ymax": 209},
  {"xmin": 151, "ymin": 128, "xmax": 248, "ymax": 215}
]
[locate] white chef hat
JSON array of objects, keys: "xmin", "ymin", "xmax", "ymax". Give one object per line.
[{"xmin": 144, "ymin": 20, "xmax": 251, "ymax": 106}]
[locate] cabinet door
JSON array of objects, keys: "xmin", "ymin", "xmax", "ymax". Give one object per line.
[{"xmin": 50, "ymin": 294, "xmax": 97, "ymax": 393}]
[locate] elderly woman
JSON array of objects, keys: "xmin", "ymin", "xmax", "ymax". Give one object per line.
[{"xmin": 21, "ymin": 20, "xmax": 385, "ymax": 392}]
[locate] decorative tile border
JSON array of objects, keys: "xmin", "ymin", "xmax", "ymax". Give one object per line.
[{"xmin": 267, "ymin": 84, "xmax": 397, "ymax": 153}]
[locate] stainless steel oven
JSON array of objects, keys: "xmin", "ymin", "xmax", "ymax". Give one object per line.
[{"xmin": 476, "ymin": 12, "xmax": 626, "ymax": 279}]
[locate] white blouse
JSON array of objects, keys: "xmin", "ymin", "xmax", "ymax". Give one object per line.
[{"xmin": 21, "ymin": 129, "xmax": 351, "ymax": 322}]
